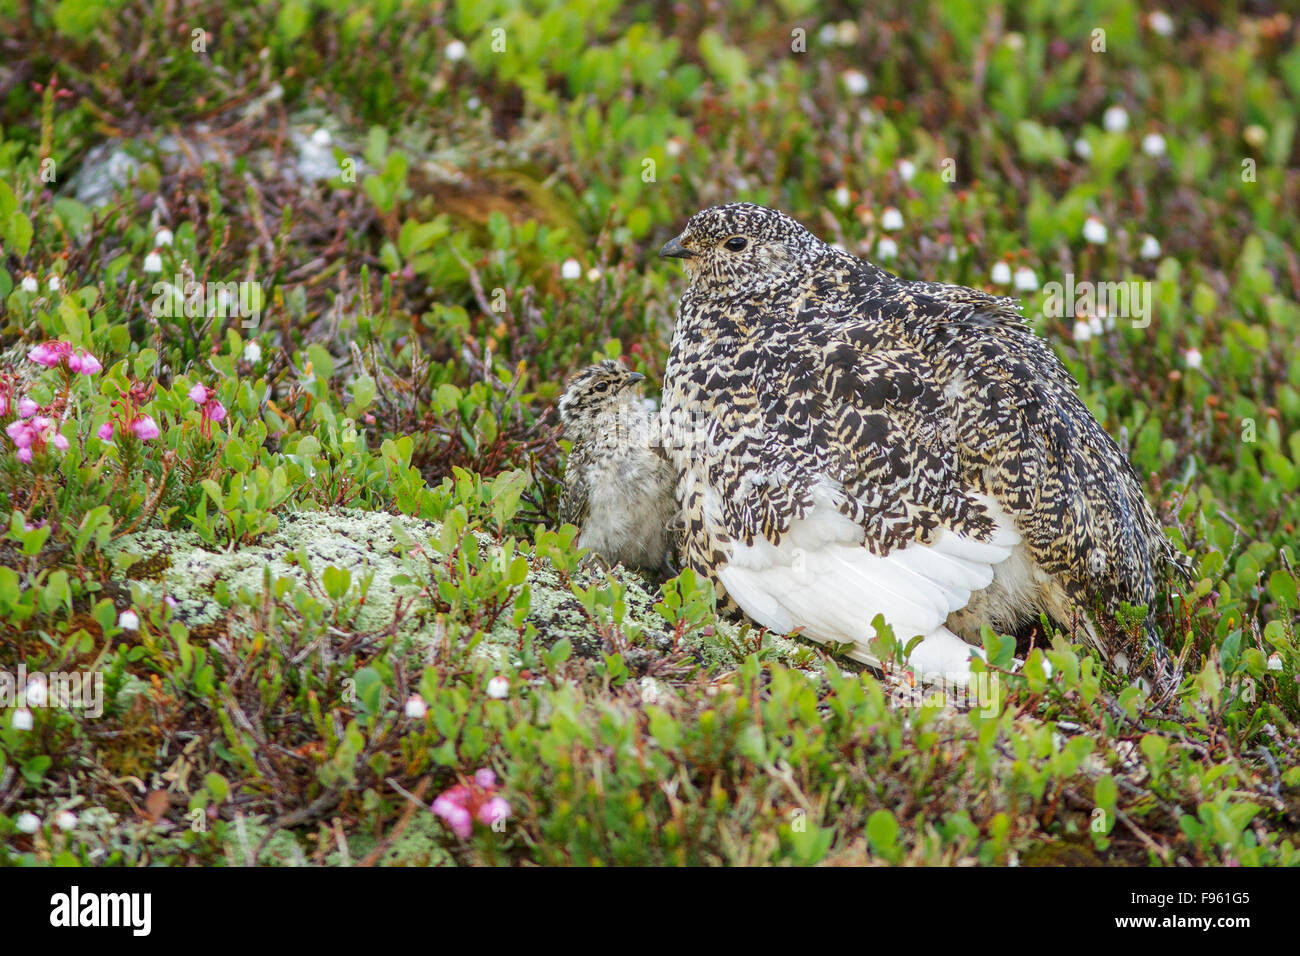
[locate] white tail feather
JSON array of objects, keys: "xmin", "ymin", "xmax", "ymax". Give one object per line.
[{"xmin": 716, "ymin": 492, "xmax": 1021, "ymax": 683}]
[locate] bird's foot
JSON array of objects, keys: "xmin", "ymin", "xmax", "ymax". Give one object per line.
[
  {"xmin": 577, "ymin": 553, "xmax": 613, "ymax": 575},
  {"xmin": 659, "ymin": 554, "xmax": 680, "ymax": 579}
]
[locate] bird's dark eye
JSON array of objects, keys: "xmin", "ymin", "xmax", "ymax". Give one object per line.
[
  {"xmin": 723, "ymin": 236, "xmax": 748, "ymax": 252},
  {"xmin": 594, "ymin": 382, "xmax": 608, "ymax": 392}
]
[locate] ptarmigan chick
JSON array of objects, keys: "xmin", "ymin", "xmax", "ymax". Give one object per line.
[
  {"xmin": 659, "ymin": 203, "xmax": 1188, "ymax": 686},
  {"xmin": 558, "ymin": 361, "xmax": 678, "ymax": 574}
]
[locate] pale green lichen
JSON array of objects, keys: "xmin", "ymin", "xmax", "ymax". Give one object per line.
[
  {"xmin": 222, "ymin": 814, "xmax": 312, "ymax": 867},
  {"xmin": 105, "ymin": 508, "xmax": 439, "ymax": 634},
  {"xmin": 106, "ymin": 508, "xmax": 829, "ymax": 678},
  {"xmin": 326, "ymin": 812, "xmax": 457, "ymax": 867}
]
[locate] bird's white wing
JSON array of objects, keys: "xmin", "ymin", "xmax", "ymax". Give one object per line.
[{"xmin": 716, "ymin": 484, "xmax": 1021, "ymax": 683}]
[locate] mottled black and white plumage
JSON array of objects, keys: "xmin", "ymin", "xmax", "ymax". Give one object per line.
[
  {"xmin": 659, "ymin": 203, "xmax": 1186, "ymax": 685},
  {"xmin": 558, "ymin": 361, "xmax": 678, "ymax": 574}
]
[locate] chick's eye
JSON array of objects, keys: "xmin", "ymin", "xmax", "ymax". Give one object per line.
[
  {"xmin": 723, "ymin": 236, "xmax": 748, "ymax": 252},
  {"xmin": 594, "ymin": 382, "xmax": 608, "ymax": 392}
]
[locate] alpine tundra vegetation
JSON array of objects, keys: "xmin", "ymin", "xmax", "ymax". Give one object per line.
[{"xmin": 0, "ymin": 1, "xmax": 1298, "ymax": 867}]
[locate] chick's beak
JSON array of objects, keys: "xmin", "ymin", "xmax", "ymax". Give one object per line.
[
  {"xmin": 659, "ymin": 235, "xmax": 693, "ymax": 259},
  {"xmin": 624, "ymin": 372, "xmax": 645, "ymax": 387}
]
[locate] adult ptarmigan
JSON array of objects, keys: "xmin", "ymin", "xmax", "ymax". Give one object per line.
[{"xmin": 658, "ymin": 202, "xmax": 1187, "ymax": 686}]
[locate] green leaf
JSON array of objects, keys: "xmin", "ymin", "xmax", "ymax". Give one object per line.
[
  {"xmin": 698, "ymin": 30, "xmax": 750, "ymax": 91},
  {"xmin": 1014, "ymin": 120, "xmax": 1067, "ymax": 163},
  {"xmin": 866, "ymin": 809, "xmax": 899, "ymax": 857},
  {"xmin": 322, "ymin": 565, "xmax": 352, "ymax": 600},
  {"xmin": 1139, "ymin": 734, "xmax": 1167, "ymax": 765},
  {"xmin": 1094, "ymin": 773, "xmax": 1118, "ymax": 812},
  {"xmin": 346, "ymin": 373, "xmax": 376, "ymax": 417},
  {"xmin": 277, "ymin": 0, "xmax": 310, "ymax": 41},
  {"xmin": 53, "ymin": 0, "xmax": 111, "ymax": 38},
  {"xmin": 204, "ymin": 772, "xmax": 230, "ymax": 803},
  {"xmin": 1269, "ymin": 570, "xmax": 1298, "ymax": 609},
  {"xmin": 545, "ymin": 638, "xmax": 572, "ymax": 668},
  {"xmin": 305, "ymin": 343, "xmax": 334, "ymax": 381},
  {"xmin": 647, "ymin": 706, "xmax": 681, "ymax": 750},
  {"xmin": 490, "ymin": 470, "xmax": 529, "ymax": 527},
  {"xmin": 22, "ymin": 755, "xmax": 52, "ymax": 786},
  {"xmin": 5, "ymin": 208, "xmax": 33, "ymax": 257},
  {"xmin": 1220, "ymin": 630, "xmax": 1243, "ymax": 673},
  {"xmin": 354, "ymin": 667, "xmax": 384, "ymax": 716}
]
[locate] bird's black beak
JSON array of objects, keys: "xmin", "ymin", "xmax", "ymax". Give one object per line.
[
  {"xmin": 624, "ymin": 372, "xmax": 645, "ymax": 388},
  {"xmin": 659, "ymin": 236, "xmax": 693, "ymax": 259}
]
